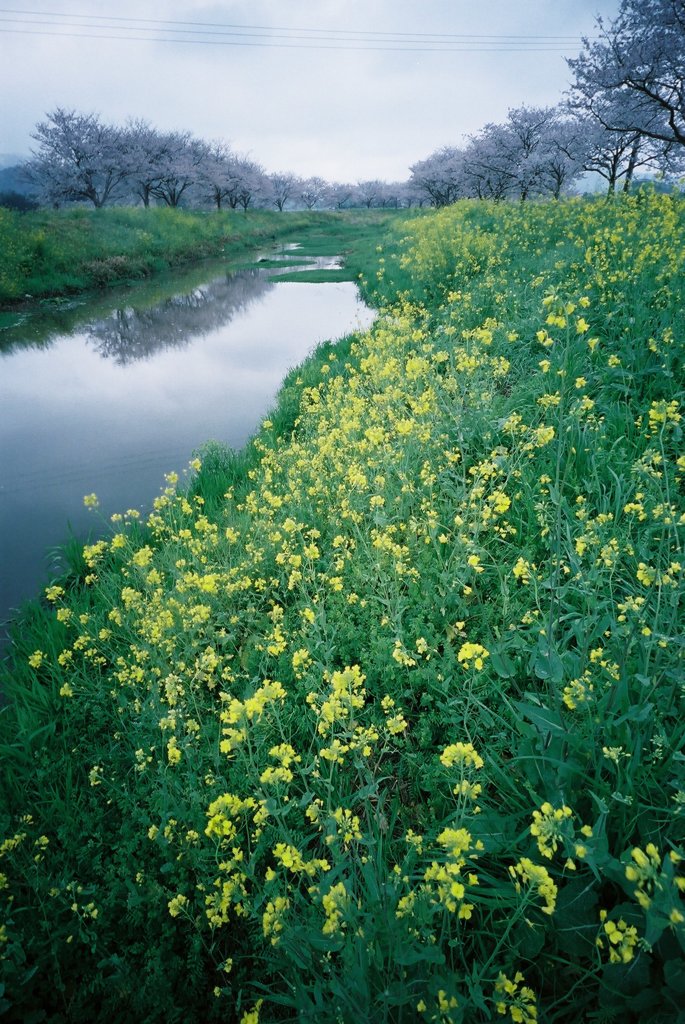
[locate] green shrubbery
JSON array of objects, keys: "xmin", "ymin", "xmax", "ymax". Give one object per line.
[{"xmin": 1, "ymin": 195, "xmax": 683, "ymax": 1022}]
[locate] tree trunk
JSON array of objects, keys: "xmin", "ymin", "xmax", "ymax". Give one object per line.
[{"xmin": 622, "ymin": 140, "xmax": 640, "ymax": 194}]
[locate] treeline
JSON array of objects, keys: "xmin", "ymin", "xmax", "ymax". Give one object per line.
[
  {"xmin": 15, "ymin": 112, "xmax": 411, "ymax": 214},
  {"xmin": 9, "ymin": 0, "xmax": 685, "ymax": 212},
  {"xmin": 410, "ymin": 0, "xmax": 684, "ymax": 204}
]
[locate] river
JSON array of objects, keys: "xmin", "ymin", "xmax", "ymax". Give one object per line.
[{"xmin": 0, "ymin": 249, "xmax": 375, "ymax": 635}]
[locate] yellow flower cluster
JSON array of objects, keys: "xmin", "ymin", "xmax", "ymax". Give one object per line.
[
  {"xmin": 321, "ymin": 881, "xmax": 349, "ymax": 936},
  {"xmin": 440, "ymin": 742, "xmax": 484, "ymax": 771},
  {"xmin": 625, "ymin": 844, "xmax": 685, "ymax": 915},
  {"xmin": 457, "ymin": 642, "xmax": 490, "ymax": 671},
  {"xmin": 262, "ymin": 896, "xmax": 289, "ymax": 945},
  {"xmin": 529, "ymin": 803, "xmax": 573, "ymax": 859},
  {"xmin": 495, "ymin": 971, "xmax": 538, "ymax": 1024},
  {"xmin": 597, "ymin": 911, "xmax": 639, "ymax": 964},
  {"xmin": 510, "ymin": 858, "xmax": 558, "ymax": 915}
]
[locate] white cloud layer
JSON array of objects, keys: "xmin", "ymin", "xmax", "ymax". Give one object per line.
[{"xmin": 0, "ymin": 0, "xmax": 619, "ymax": 181}]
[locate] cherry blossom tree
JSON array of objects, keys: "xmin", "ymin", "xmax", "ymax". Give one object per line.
[
  {"xmin": 567, "ymin": 0, "xmax": 685, "ymax": 149},
  {"xmin": 123, "ymin": 119, "xmax": 170, "ymax": 208},
  {"xmin": 299, "ymin": 176, "xmax": 328, "ymax": 209},
  {"xmin": 267, "ymin": 172, "xmax": 299, "ymax": 211},
  {"xmin": 539, "ymin": 118, "xmax": 585, "ymax": 198},
  {"xmin": 199, "ymin": 141, "xmax": 241, "ymax": 211},
  {"xmin": 461, "ymin": 107, "xmax": 585, "ymax": 201},
  {"xmin": 353, "ymin": 179, "xmax": 383, "ymax": 208},
  {"xmin": 462, "ymin": 125, "xmax": 517, "ymax": 200},
  {"xmin": 218, "ymin": 157, "xmax": 268, "ymax": 211},
  {"xmin": 559, "ymin": 107, "xmax": 655, "ymax": 194},
  {"xmin": 505, "ymin": 106, "xmax": 562, "ymax": 200},
  {"xmin": 409, "ymin": 147, "xmax": 468, "ymax": 206},
  {"xmin": 26, "ymin": 108, "xmax": 130, "ymax": 207},
  {"xmin": 147, "ymin": 132, "xmax": 209, "ymax": 208},
  {"xmin": 328, "ymin": 183, "xmax": 354, "ymax": 209},
  {"xmin": 376, "ymin": 181, "xmax": 410, "ymax": 208}
]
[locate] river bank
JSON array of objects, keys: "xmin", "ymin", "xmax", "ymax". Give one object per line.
[{"xmin": 0, "ymin": 207, "xmax": 403, "ymax": 312}]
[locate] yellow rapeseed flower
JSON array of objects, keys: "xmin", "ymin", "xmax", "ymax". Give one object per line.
[{"xmin": 457, "ymin": 642, "xmax": 489, "ymax": 670}]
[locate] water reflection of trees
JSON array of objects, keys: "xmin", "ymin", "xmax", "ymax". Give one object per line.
[
  {"xmin": 86, "ymin": 269, "xmax": 275, "ymax": 364},
  {"xmin": 0, "ymin": 268, "xmax": 276, "ymax": 360}
]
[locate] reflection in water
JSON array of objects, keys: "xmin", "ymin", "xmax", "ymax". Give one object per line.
[
  {"xmin": 0, "ymin": 261, "xmax": 375, "ymax": 635},
  {"xmin": 86, "ymin": 270, "xmax": 274, "ymax": 364},
  {"xmin": 0, "ymin": 247, "xmax": 342, "ymax": 361}
]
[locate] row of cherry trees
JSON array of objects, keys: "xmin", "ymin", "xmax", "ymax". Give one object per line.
[
  {"xmin": 24, "ymin": 0, "xmax": 685, "ymax": 210},
  {"xmin": 24, "ymin": 111, "xmax": 412, "ymax": 212},
  {"xmin": 409, "ymin": 103, "xmax": 678, "ymax": 206},
  {"xmin": 410, "ymin": 0, "xmax": 685, "ymax": 204}
]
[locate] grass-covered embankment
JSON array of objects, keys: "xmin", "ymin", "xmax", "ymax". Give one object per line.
[
  {"xmin": 0, "ymin": 206, "xmax": 403, "ymax": 307},
  {"xmin": 1, "ymin": 193, "xmax": 684, "ymax": 1023}
]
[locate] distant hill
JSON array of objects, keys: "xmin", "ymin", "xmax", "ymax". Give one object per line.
[
  {"xmin": 0, "ymin": 163, "xmax": 34, "ymax": 195},
  {"xmin": 631, "ymin": 176, "xmax": 684, "ymax": 194},
  {"xmin": 0, "ymin": 152, "xmax": 28, "ymax": 169}
]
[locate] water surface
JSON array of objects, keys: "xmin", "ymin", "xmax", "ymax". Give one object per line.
[{"xmin": 0, "ymin": 258, "xmax": 374, "ymax": 630}]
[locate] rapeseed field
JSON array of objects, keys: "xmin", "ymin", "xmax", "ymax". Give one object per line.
[{"xmin": 1, "ymin": 193, "xmax": 683, "ymax": 1022}]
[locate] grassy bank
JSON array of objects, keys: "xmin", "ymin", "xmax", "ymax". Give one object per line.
[
  {"xmin": 1, "ymin": 194, "xmax": 684, "ymax": 1022},
  {"xmin": 0, "ymin": 207, "xmax": 404, "ymax": 307}
]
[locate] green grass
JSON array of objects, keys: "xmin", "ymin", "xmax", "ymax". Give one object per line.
[
  {"xmin": 0, "ymin": 207, "xmax": 406, "ymax": 307},
  {"xmin": 0, "ymin": 195, "xmax": 683, "ymax": 1023}
]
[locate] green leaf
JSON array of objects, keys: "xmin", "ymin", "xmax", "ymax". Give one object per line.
[
  {"xmin": 664, "ymin": 957, "xmax": 685, "ymax": 996},
  {"xmin": 553, "ymin": 877, "xmax": 599, "ymax": 956},
  {"xmin": 600, "ymin": 954, "xmax": 652, "ymax": 1006},
  {"xmin": 0, "ymin": 743, "xmax": 32, "ymax": 765},
  {"xmin": 613, "ymin": 703, "xmax": 653, "ymax": 725},
  {"xmin": 644, "ymin": 911, "xmax": 669, "ymax": 948},
  {"xmin": 394, "ymin": 943, "xmax": 445, "ymax": 966},
  {"xmin": 533, "ymin": 644, "xmax": 564, "ymax": 683},
  {"xmin": 589, "ymin": 791, "xmax": 610, "ymax": 815},
  {"xmin": 490, "ymin": 648, "xmax": 516, "ymax": 679},
  {"xmin": 515, "ymin": 699, "xmax": 566, "ymax": 736},
  {"xmin": 516, "ymin": 919, "xmax": 547, "ymax": 958}
]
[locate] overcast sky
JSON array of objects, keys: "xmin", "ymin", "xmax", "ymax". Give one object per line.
[{"xmin": 1, "ymin": 1, "xmax": 620, "ymax": 182}]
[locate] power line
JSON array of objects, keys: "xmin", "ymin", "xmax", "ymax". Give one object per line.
[
  {"xmin": 0, "ymin": 7, "xmax": 589, "ymax": 42},
  {"xmin": 0, "ymin": 27, "xmax": 576, "ymax": 52},
  {"xmin": 0, "ymin": 16, "xmax": 580, "ymax": 54}
]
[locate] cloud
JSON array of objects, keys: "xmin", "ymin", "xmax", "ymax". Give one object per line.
[{"xmin": 0, "ymin": 0, "xmax": 619, "ymax": 180}]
